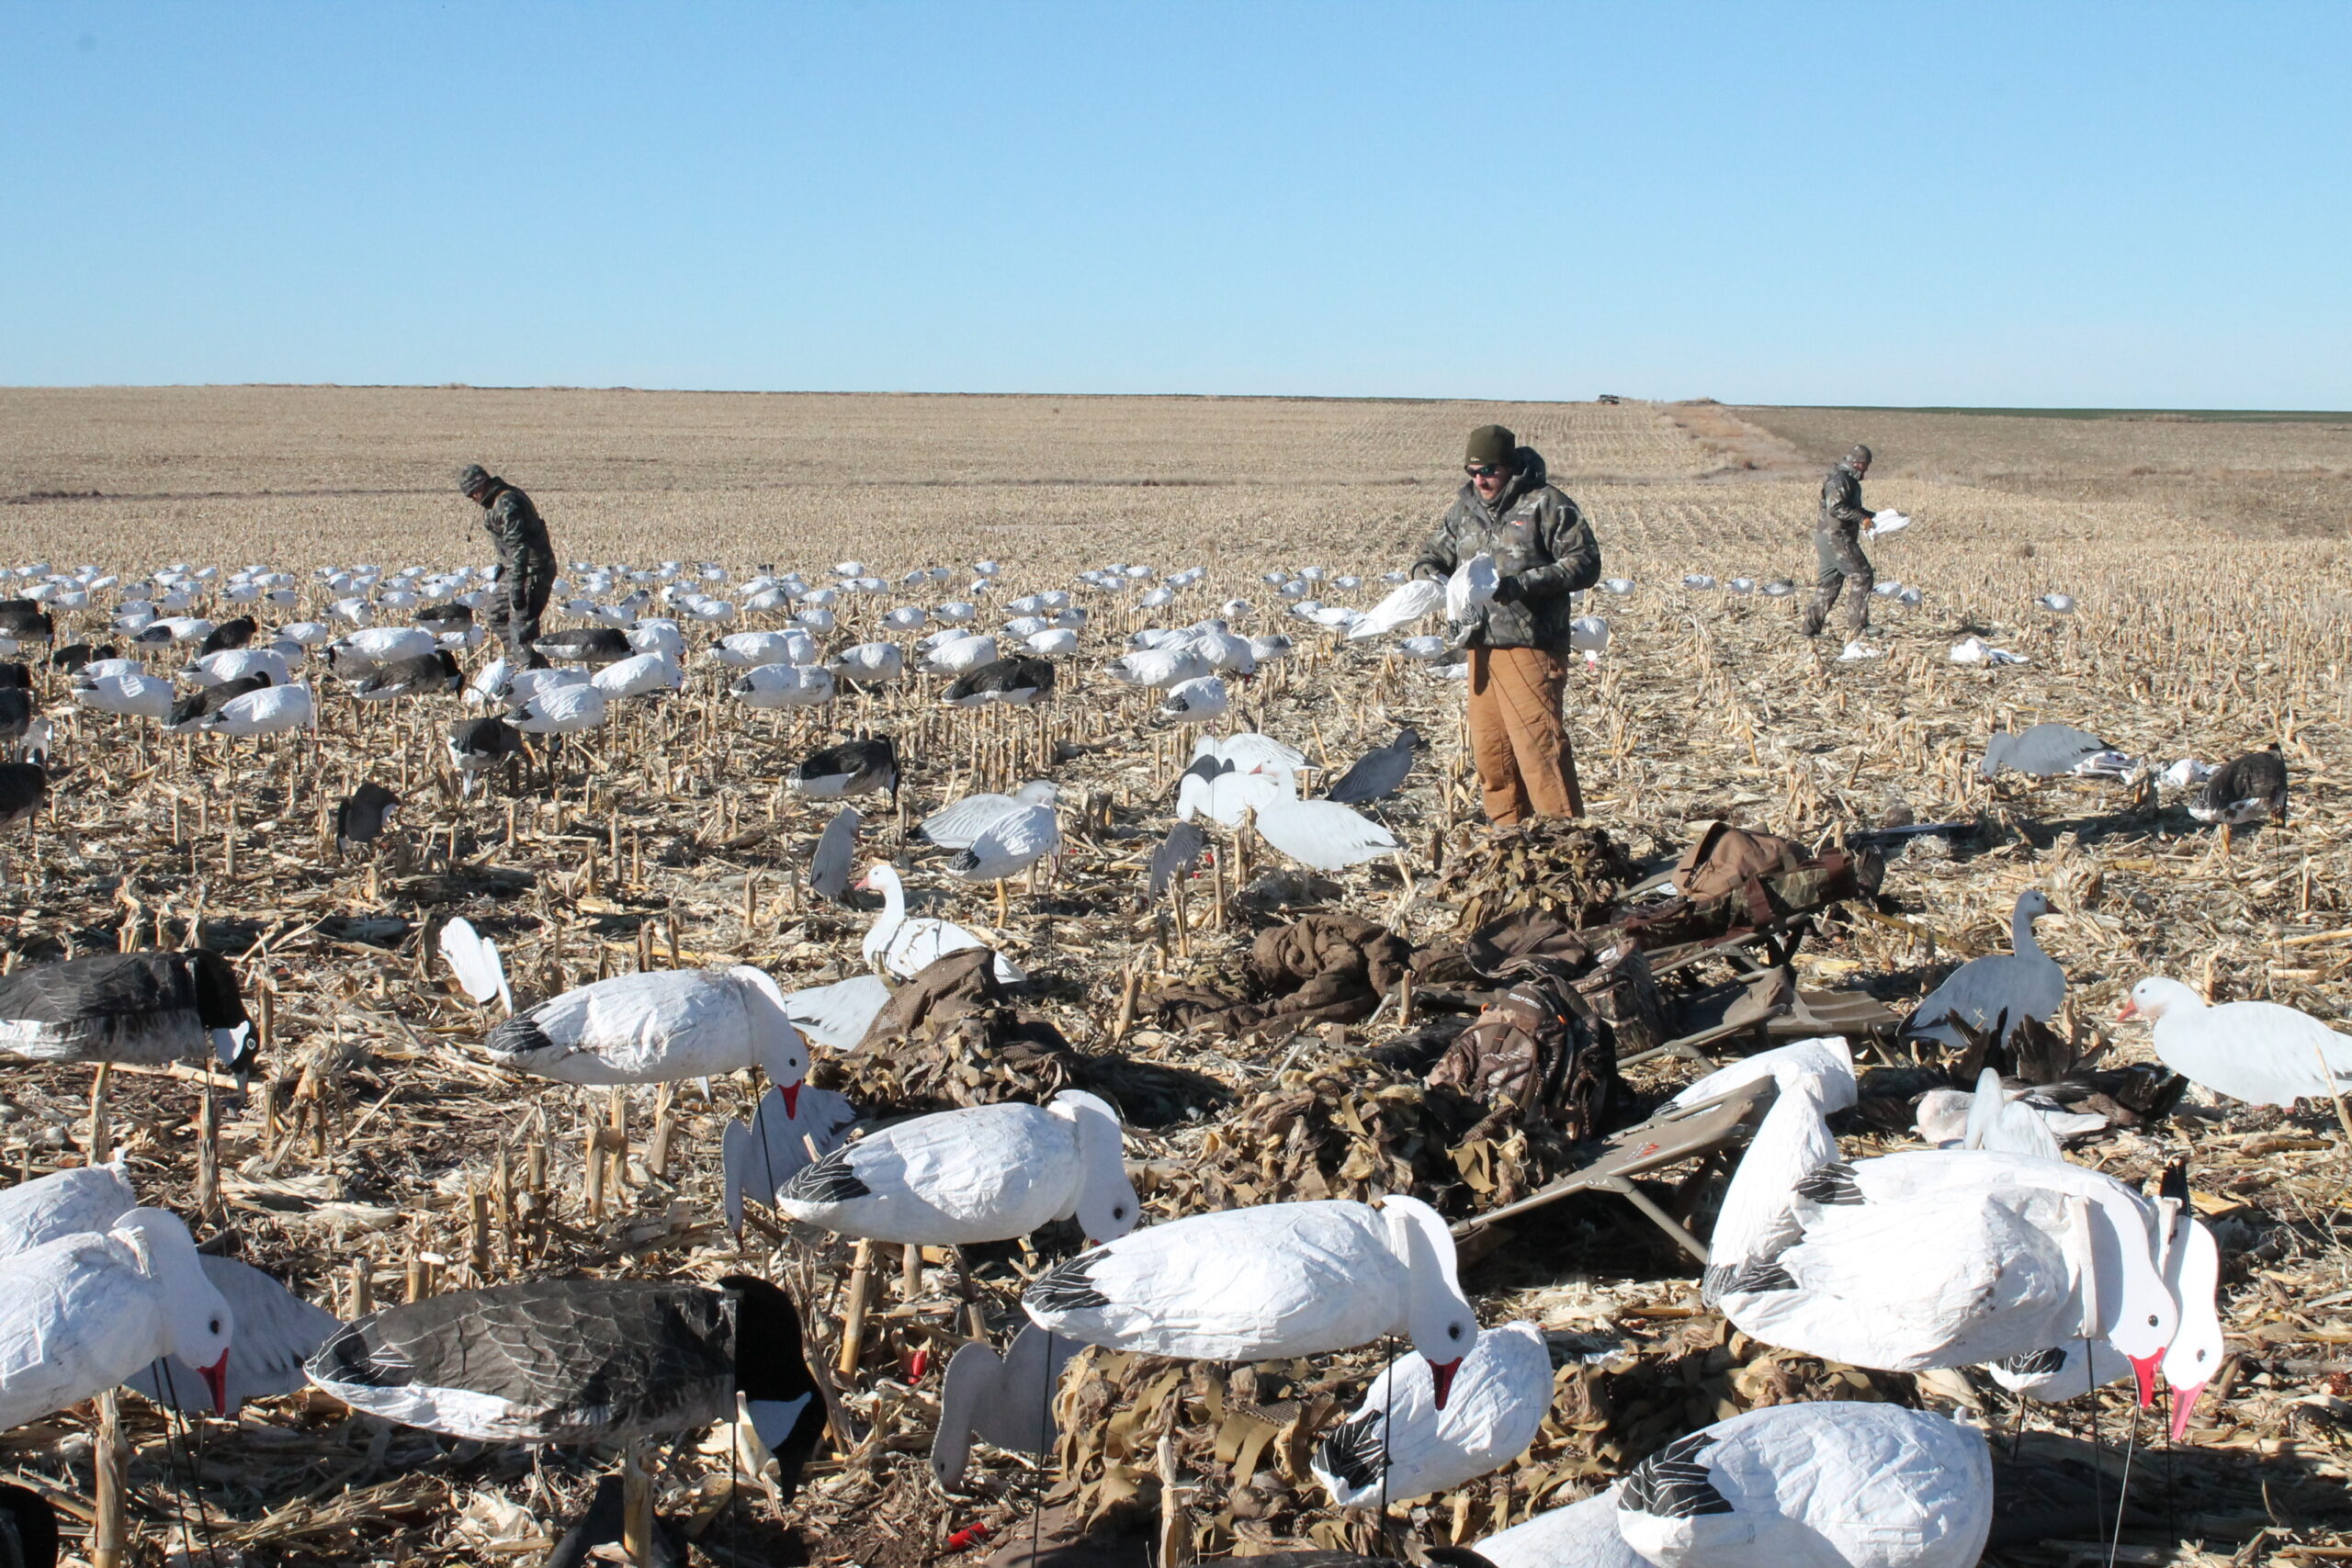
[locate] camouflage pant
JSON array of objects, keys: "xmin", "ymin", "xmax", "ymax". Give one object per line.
[
  {"xmin": 485, "ymin": 558, "xmax": 554, "ymax": 668},
  {"xmin": 1804, "ymin": 527, "xmax": 1873, "ymax": 636}
]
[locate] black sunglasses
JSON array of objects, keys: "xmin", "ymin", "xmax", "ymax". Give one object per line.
[{"xmin": 1464, "ymin": 462, "xmax": 1506, "ymax": 479}]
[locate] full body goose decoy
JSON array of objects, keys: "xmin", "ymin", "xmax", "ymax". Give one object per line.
[
  {"xmin": 0, "ymin": 949, "xmax": 254, "ymax": 1074},
  {"xmin": 447, "ymin": 714, "xmax": 526, "ymax": 795},
  {"xmin": 2120, "ymin": 976, "xmax": 2352, "ymax": 1107},
  {"xmin": 334, "ymin": 782, "xmax": 400, "ymax": 852},
  {"xmin": 123, "ymin": 1253, "xmax": 342, "ymax": 1412},
  {"xmin": 943, "ymin": 654, "xmax": 1055, "ymax": 707},
  {"xmin": 789, "ymin": 736, "xmax": 899, "ymax": 804},
  {"xmin": 931, "ymin": 1323, "xmax": 1084, "ymax": 1489},
  {"xmin": 199, "ymin": 681, "xmax": 315, "ymax": 736},
  {"xmin": 0, "ymin": 1208, "xmax": 235, "ymax": 1426},
  {"xmin": 305, "ymin": 1275, "xmax": 822, "ymax": 1500},
  {"xmin": 1713, "ymin": 1073, "xmax": 2178, "ymax": 1384},
  {"xmin": 774, "ymin": 1089, "xmax": 1136, "ymax": 1246},
  {"xmin": 531, "ymin": 626, "xmax": 634, "ymax": 665},
  {"xmin": 485, "ymin": 964, "xmax": 809, "ymax": 1092},
  {"xmin": 1326, "ymin": 728, "xmax": 1421, "ymax": 805},
  {"xmin": 1481, "ymin": 1402, "xmax": 1993, "ymax": 1568},
  {"xmin": 1900, "ymin": 889, "xmax": 2065, "ymax": 1050},
  {"xmin": 2191, "ymin": 744, "xmax": 2289, "ymax": 851},
  {"xmin": 1311, "ymin": 1319, "xmax": 1550, "ymax": 1507},
  {"xmin": 165, "ymin": 672, "xmax": 274, "ymax": 733},
  {"xmin": 857, "ymin": 864, "xmax": 1025, "ymax": 983},
  {"xmin": 918, "ymin": 781, "xmax": 1057, "ymax": 852},
  {"xmin": 0, "ymin": 762, "xmax": 46, "ymax": 829},
  {"xmin": 947, "ymin": 798, "xmax": 1062, "ymax": 912},
  {"xmin": 1024, "ymin": 1196, "xmax": 1476, "ymax": 1403},
  {"xmin": 350, "ymin": 649, "xmax": 461, "ymax": 701}
]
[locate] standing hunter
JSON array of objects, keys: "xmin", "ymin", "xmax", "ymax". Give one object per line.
[
  {"xmin": 458, "ymin": 463, "xmax": 556, "ymax": 670},
  {"xmin": 1804, "ymin": 443, "xmax": 1877, "ymax": 638},
  {"xmin": 1412, "ymin": 423, "xmax": 1600, "ymax": 825}
]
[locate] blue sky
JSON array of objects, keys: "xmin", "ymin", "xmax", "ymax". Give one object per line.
[{"xmin": 4, "ymin": 3, "xmax": 2345, "ymax": 407}]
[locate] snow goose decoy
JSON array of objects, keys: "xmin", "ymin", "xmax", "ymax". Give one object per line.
[
  {"xmin": 922, "ymin": 633, "xmax": 1001, "ymax": 677},
  {"xmin": 1950, "ymin": 636, "xmax": 2029, "ymax": 667},
  {"xmin": 508, "ymin": 680, "xmax": 608, "ymax": 734},
  {"xmin": 1105, "ymin": 644, "xmax": 1209, "ymax": 689},
  {"xmin": 1256, "ymin": 786, "xmax": 1403, "ymax": 872},
  {"xmin": 931, "ymin": 1323, "xmax": 1085, "ymax": 1490},
  {"xmin": 731, "ymin": 662, "xmax": 835, "ymax": 709},
  {"xmin": 1979, "ymin": 723, "xmax": 2110, "ymax": 780},
  {"xmin": 74, "ymin": 670, "xmax": 175, "ymax": 720},
  {"xmin": 0, "ymin": 1161, "xmax": 134, "ymax": 1259},
  {"xmin": 826, "ymin": 640, "xmax": 907, "ymax": 684},
  {"xmin": 1155, "ymin": 674, "xmax": 1229, "ymax": 723},
  {"xmin": 1446, "ymin": 554, "xmax": 1500, "ymax": 622},
  {"xmin": 944, "ymin": 655, "xmax": 1055, "ymax": 707},
  {"xmin": 325, "ymin": 626, "xmax": 435, "ymax": 678},
  {"xmin": 1900, "ymin": 889, "xmax": 2065, "ymax": 1050},
  {"xmin": 1024, "ymin": 1196, "xmax": 1476, "ymax": 1401},
  {"xmin": 1609, "ymin": 1402, "xmax": 1989, "ymax": 1568},
  {"xmin": 164, "ymin": 672, "xmax": 271, "ymax": 733},
  {"xmin": 183, "ymin": 647, "xmax": 290, "ymax": 687},
  {"xmin": 2120, "ymin": 976, "xmax": 2352, "ymax": 1108},
  {"xmin": 1475, "ymin": 1489, "xmax": 1643, "ymax": 1568},
  {"xmin": 775, "ymin": 1089, "xmax": 1135, "ymax": 1249},
  {"xmin": 857, "ymin": 863, "xmax": 1025, "ymax": 983},
  {"xmin": 438, "ymin": 916, "xmax": 513, "ymax": 1013},
  {"xmin": 2037, "ymin": 592, "xmax": 2077, "ymax": 614},
  {"xmin": 486, "ymin": 964, "xmax": 809, "ymax": 1091},
  {"xmin": 199, "ymin": 681, "xmax": 315, "ymax": 736},
  {"xmin": 919, "ymin": 781, "xmax": 1057, "ymax": 852},
  {"xmin": 124, "ymin": 1253, "xmax": 342, "ymax": 1412},
  {"xmin": 788, "ymin": 736, "xmax": 899, "ymax": 804},
  {"xmin": 0, "ymin": 1208, "xmax": 234, "ymax": 1426},
  {"xmin": 1326, "ymin": 728, "xmax": 1421, "ymax": 805},
  {"xmin": 531, "ymin": 626, "xmax": 633, "ymax": 666},
  {"xmin": 1311, "ymin": 1319, "xmax": 1550, "ymax": 1507},
  {"xmin": 720, "ymin": 1081, "xmax": 859, "ymax": 1230},
  {"xmin": 305, "ymin": 1274, "xmax": 821, "ymax": 1500},
  {"xmin": 0, "ymin": 950, "xmax": 254, "ymax": 1075},
  {"xmin": 2190, "ymin": 744, "xmax": 2288, "ymax": 849},
  {"xmin": 1912, "ymin": 1067, "xmax": 2095, "ymax": 1158},
  {"xmin": 1348, "ymin": 579, "xmax": 1445, "ymax": 641},
  {"xmin": 809, "ymin": 804, "xmax": 861, "ymax": 906},
  {"xmin": 947, "ymin": 795, "xmax": 1062, "ymax": 904},
  {"xmin": 590, "ymin": 649, "xmax": 684, "ymax": 699}
]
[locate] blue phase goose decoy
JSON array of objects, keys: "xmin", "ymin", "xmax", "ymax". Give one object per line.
[
  {"xmin": 334, "ymin": 782, "xmax": 400, "ymax": 852},
  {"xmin": 1900, "ymin": 889, "xmax": 2065, "ymax": 1050},
  {"xmin": 0, "ymin": 762, "xmax": 46, "ymax": 829},
  {"xmin": 304, "ymin": 1275, "xmax": 822, "ymax": 1500},
  {"xmin": 0, "ymin": 1208, "xmax": 235, "ymax": 1425},
  {"xmin": 447, "ymin": 714, "xmax": 526, "ymax": 795},
  {"xmin": 789, "ymin": 736, "xmax": 900, "ymax": 804},
  {"xmin": 808, "ymin": 804, "xmax": 862, "ymax": 906},
  {"xmin": 1024, "ymin": 1196, "xmax": 1476, "ymax": 1403},
  {"xmin": 195, "ymin": 615, "xmax": 257, "ymax": 655},
  {"xmin": 943, "ymin": 654, "xmax": 1055, "ymax": 707},
  {"xmin": 531, "ymin": 626, "xmax": 634, "ymax": 666},
  {"xmin": 165, "ymin": 671, "xmax": 274, "ymax": 733},
  {"xmin": 484, "ymin": 964, "xmax": 809, "ymax": 1092},
  {"xmin": 0, "ymin": 949, "xmax": 254, "ymax": 1074},
  {"xmin": 773, "ymin": 1089, "xmax": 1136, "ymax": 1247},
  {"xmin": 1147, "ymin": 820, "xmax": 1210, "ymax": 903},
  {"xmin": 350, "ymin": 649, "xmax": 462, "ymax": 701},
  {"xmin": 1326, "ymin": 728, "xmax": 1422, "ymax": 805}
]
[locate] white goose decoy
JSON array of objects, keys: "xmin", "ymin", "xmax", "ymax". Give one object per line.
[
  {"xmin": 183, "ymin": 648, "xmax": 291, "ymax": 687},
  {"xmin": 782, "ymin": 973, "xmax": 893, "ymax": 1052},
  {"xmin": 1155, "ymin": 674, "xmax": 1229, "ymax": 722},
  {"xmin": 2120, "ymin": 976, "xmax": 2352, "ymax": 1107},
  {"xmin": 1901, "ymin": 889, "xmax": 2065, "ymax": 1049},
  {"xmin": 1349, "ymin": 579, "xmax": 1445, "ymax": 641},
  {"xmin": 123, "ymin": 1254, "xmax": 342, "ymax": 1412},
  {"xmin": 590, "ymin": 650, "xmax": 683, "ymax": 699},
  {"xmin": 775, "ymin": 1090, "xmax": 1136, "ymax": 1247},
  {"xmin": 856, "ymin": 865, "xmax": 1025, "ymax": 984},
  {"xmin": 1446, "ymin": 554, "xmax": 1499, "ymax": 622},
  {"xmin": 0, "ymin": 1208, "xmax": 235, "ymax": 1426},
  {"xmin": 809, "ymin": 805, "xmax": 861, "ymax": 906},
  {"xmin": 508, "ymin": 680, "xmax": 609, "ymax": 734},
  {"xmin": 827, "ymin": 641, "xmax": 906, "ymax": 683},
  {"xmin": 0, "ymin": 1163, "xmax": 134, "ymax": 1259},
  {"xmin": 1176, "ymin": 766, "xmax": 1291, "ymax": 829},
  {"xmin": 1608, "ymin": 1403, "xmax": 1991, "ymax": 1568},
  {"xmin": 732, "ymin": 662, "xmax": 836, "ymax": 709},
  {"xmin": 1023, "ymin": 1196, "xmax": 1476, "ymax": 1402},
  {"xmin": 484, "ymin": 964, "xmax": 809, "ymax": 1092},
  {"xmin": 1715, "ymin": 1088, "xmax": 2178, "ymax": 1383},
  {"xmin": 714, "ymin": 630, "xmax": 815, "ymax": 668},
  {"xmin": 922, "ymin": 634, "xmax": 1000, "ymax": 677},
  {"xmin": 73, "ymin": 671, "xmax": 175, "ymax": 719},
  {"xmin": 1311, "ymin": 1320, "xmax": 1550, "ymax": 1507},
  {"xmin": 1476, "ymin": 1488, "xmax": 1645, "ymax": 1568},
  {"xmin": 949, "ymin": 800, "xmax": 1061, "ymax": 885},
  {"xmin": 931, "ymin": 1324, "xmax": 1085, "ymax": 1490},
  {"xmin": 918, "ymin": 781, "xmax": 1058, "ymax": 852},
  {"xmin": 1105, "ymin": 644, "xmax": 1210, "ymax": 689},
  {"xmin": 198, "ymin": 682, "xmax": 315, "ymax": 736},
  {"xmin": 720, "ymin": 1082, "xmax": 860, "ymax": 1232},
  {"xmin": 1251, "ymin": 776, "xmax": 1402, "ymax": 871},
  {"xmin": 1912, "ymin": 1069, "xmax": 2098, "ymax": 1156}
]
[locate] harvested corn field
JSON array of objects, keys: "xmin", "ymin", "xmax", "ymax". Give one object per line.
[{"xmin": 0, "ymin": 388, "xmax": 2346, "ymax": 1568}]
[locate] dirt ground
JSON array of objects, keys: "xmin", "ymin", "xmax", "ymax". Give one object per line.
[{"xmin": 0, "ymin": 388, "xmax": 2346, "ymax": 1567}]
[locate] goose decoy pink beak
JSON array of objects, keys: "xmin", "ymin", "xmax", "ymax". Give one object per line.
[
  {"xmin": 2116, "ymin": 998, "xmax": 2140, "ymax": 1021},
  {"xmin": 1428, "ymin": 1356, "xmax": 1462, "ymax": 1410},
  {"xmin": 2169, "ymin": 1380, "xmax": 2207, "ymax": 1443},
  {"xmin": 2129, "ymin": 1351, "xmax": 2161, "ymax": 1408},
  {"xmin": 200, "ymin": 1349, "xmax": 231, "ymax": 1416},
  {"xmin": 781, "ymin": 1082, "xmax": 800, "ymax": 1118}
]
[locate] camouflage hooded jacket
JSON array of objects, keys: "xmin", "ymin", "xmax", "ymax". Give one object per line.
[
  {"xmin": 477, "ymin": 479, "xmax": 555, "ymax": 584},
  {"xmin": 1410, "ymin": 446, "xmax": 1600, "ymax": 652}
]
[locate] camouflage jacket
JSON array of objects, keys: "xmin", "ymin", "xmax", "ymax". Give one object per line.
[
  {"xmin": 1410, "ymin": 447, "xmax": 1600, "ymax": 652},
  {"xmin": 478, "ymin": 480, "xmax": 554, "ymax": 581},
  {"xmin": 1818, "ymin": 461, "xmax": 1872, "ymax": 536}
]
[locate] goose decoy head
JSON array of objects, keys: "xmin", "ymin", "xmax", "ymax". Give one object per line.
[
  {"xmin": 2117, "ymin": 976, "xmax": 2198, "ymax": 1023},
  {"xmin": 121, "ymin": 1209, "xmax": 235, "ymax": 1415},
  {"xmin": 185, "ymin": 949, "xmax": 256, "ymax": 1078}
]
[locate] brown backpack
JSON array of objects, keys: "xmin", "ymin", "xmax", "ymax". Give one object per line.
[
  {"xmin": 1429, "ymin": 956, "xmax": 1623, "ymax": 1141},
  {"xmin": 1675, "ymin": 820, "xmax": 1806, "ymax": 902}
]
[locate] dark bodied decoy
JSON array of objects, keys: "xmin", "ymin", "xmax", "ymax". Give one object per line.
[
  {"xmin": 2193, "ymin": 743, "xmax": 2289, "ymax": 830},
  {"xmin": 531, "ymin": 626, "xmax": 634, "ymax": 666},
  {"xmin": 0, "ymin": 691, "xmax": 29, "ymax": 749},
  {"xmin": 0, "ymin": 1478, "xmax": 58, "ymax": 1568},
  {"xmin": 49, "ymin": 644, "xmax": 109, "ymax": 673},
  {"xmin": 414, "ymin": 602, "xmax": 474, "ymax": 628},
  {"xmin": 0, "ymin": 764, "xmax": 48, "ymax": 829},
  {"xmin": 0, "ymin": 606, "xmax": 53, "ymax": 643},
  {"xmin": 0, "ymin": 664, "xmax": 30, "ymax": 692},
  {"xmin": 944, "ymin": 654, "xmax": 1056, "ymax": 708},
  {"xmin": 447, "ymin": 715, "xmax": 526, "ymax": 795},
  {"xmin": 334, "ymin": 783, "xmax": 400, "ymax": 851},
  {"xmin": 0, "ymin": 949, "xmax": 254, "ymax": 1074},
  {"xmin": 195, "ymin": 615, "xmax": 257, "ymax": 656},
  {"xmin": 351, "ymin": 650, "xmax": 461, "ymax": 701},
  {"xmin": 305, "ymin": 1275, "xmax": 822, "ymax": 1499},
  {"xmin": 167, "ymin": 671, "xmax": 273, "ymax": 731},
  {"xmin": 788, "ymin": 735, "xmax": 899, "ymax": 806},
  {"xmin": 1326, "ymin": 728, "xmax": 1422, "ymax": 804}
]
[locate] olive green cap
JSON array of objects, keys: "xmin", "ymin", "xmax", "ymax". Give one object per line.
[{"xmin": 1465, "ymin": 425, "xmax": 1517, "ymax": 467}]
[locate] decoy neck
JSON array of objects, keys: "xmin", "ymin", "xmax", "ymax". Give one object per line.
[
  {"xmin": 116, "ymin": 1208, "xmax": 234, "ymax": 1416},
  {"xmin": 2117, "ymin": 976, "xmax": 2201, "ymax": 1024},
  {"xmin": 2010, "ymin": 890, "xmax": 2056, "ymax": 957},
  {"xmin": 2074, "ymin": 1181, "xmax": 2177, "ymax": 1404},
  {"xmin": 1378, "ymin": 1195, "xmax": 1472, "ymax": 1407},
  {"xmin": 720, "ymin": 1276, "xmax": 818, "ymax": 1499},
  {"xmin": 731, "ymin": 967, "xmax": 809, "ymax": 1113},
  {"xmin": 1049, "ymin": 1090, "xmax": 1138, "ymax": 1244}
]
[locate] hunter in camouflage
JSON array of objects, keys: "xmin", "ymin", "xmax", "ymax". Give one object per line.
[
  {"xmin": 1803, "ymin": 443, "xmax": 1877, "ymax": 637},
  {"xmin": 1412, "ymin": 425, "xmax": 1600, "ymax": 824},
  {"xmin": 458, "ymin": 464, "xmax": 557, "ymax": 668}
]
